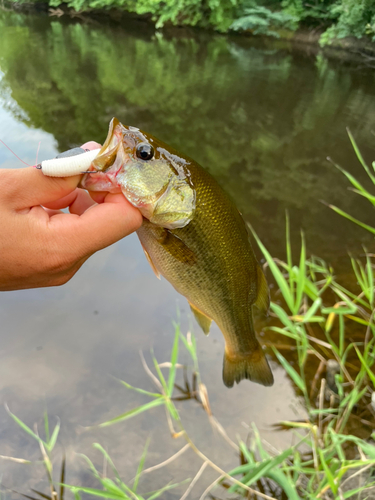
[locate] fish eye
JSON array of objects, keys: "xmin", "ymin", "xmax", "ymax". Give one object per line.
[{"xmin": 136, "ymin": 142, "xmax": 154, "ymax": 161}]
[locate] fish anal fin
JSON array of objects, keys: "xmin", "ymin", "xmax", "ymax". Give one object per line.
[
  {"xmin": 223, "ymin": 345, "xmax": 274, "ymax": 388},
  {"xmin": 141, "ymin": 243, "xmax": 161, "ymax": 280},
  {"xmin": 254, "ymin": 265, "xmax": 270, "ymax": 315},
  {"xmin": 189, "ymin": 302, "xmax": 212, "ymax": 336}
]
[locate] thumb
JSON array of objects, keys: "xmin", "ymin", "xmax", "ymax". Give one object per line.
[
  {"xmin": 3, "ymin": 167, "xmax": 81, "ymax": 209},
  {"xmin": 52, "ymin": 193, "xmax": 143, "ymax": 256}
]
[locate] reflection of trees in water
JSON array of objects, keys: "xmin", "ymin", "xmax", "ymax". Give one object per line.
[{"xmin": 1, "ymin": 9, "xmax": 375, "ymax": 261}]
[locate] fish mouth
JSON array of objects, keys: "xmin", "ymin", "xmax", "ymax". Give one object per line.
[
  {"xmin": 79, "ymin": 148, "xmax": 131, "ymax": 193},
  {"xmin": 79, "ymin": 121, "xmax": 136, "ymax": 193}
]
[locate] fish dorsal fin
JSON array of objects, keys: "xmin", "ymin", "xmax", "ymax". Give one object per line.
[
  {"xmin": 150, "ymin": 226, "xmax": 197, "ymax": 265},
  {"xmin": 254, "ymin": 265, "xmax": 270, "ymax": 314},
  {"xmin": 141, "ymin": 243, "xmax": 161, "ymax": 280},
  {"xmin": 189, "ymin": 302, "xmax": 212, "ymax": 336}
]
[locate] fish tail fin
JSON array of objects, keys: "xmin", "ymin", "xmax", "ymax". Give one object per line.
[{"xmin": 223, "ymin": 344, "xmax": 274, "ymax": 388}]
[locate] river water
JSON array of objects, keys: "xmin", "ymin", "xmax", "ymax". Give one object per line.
[{"xmin": 1, "ymin": 8, "xmax": 375, "ymax": 498}]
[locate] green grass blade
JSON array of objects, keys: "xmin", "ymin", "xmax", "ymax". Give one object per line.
[
  {"xmin": 44, "ymin": 412, "xmax": 50, "ymax": 444},
  {"xmin": 366, "ymin": 251, "xmax": 374, "ymax": 306},
  {"xmin": 73, "ymin": 492, "xmax": 81, "ymax": 500},
  {"xmin": 133, "ymin": 438, "xmax": 150, "ymax": 493},
  {"xmin": 328, "ymin": 430, "xmax": 345, "ymax": 463},
  {"xmin": 226, "ymin": 464, "xmax": 252, "ymax": 476},
  {"xmin": 5, "ymin": 405, "xmax": 45, "ymax": 446},
  {"xmin": 354, "ymin": 345, "xmax": 375, "ymax": 388},
  {"xmin": 294, "ymin": 231, "xmax": 306, "ymax": 314},
  {"xmin": 268, "ymin": 325, "xmax": 299, "ymax": 339},
  {"xmin": 286, "ymin": 211, "xmax": 295, "ymax": 302},
  {"xmin": 270, "ymin": 302, "xmax": 297, "ymax": 331},
  {"xmin": 301, "ymin": 298, "xmax": 322, "ymax": 323},
  {"xmin": 267, "ymin": 469, "xmax": 301, "ymax": 500},
  {"xmin": 303, "ymin": 278, "xmax": 320, "ymax": 301},
  {"xmin": 350, "ymin": 188, "xmax": 375, "ymax": 205},
  {"xmin": 62, "ymin": 485, "xmax": 130, "ymax": 500},
  {"xmin": 151, "ymin": 351, "xmax": 168, "ymax": 394},
  {"xmin": 92, "ymin": 444, "xmax": 127, "ymax": 490},
  {"xmin": 339, "ymin": 314, "xmax": 345, "ymax": 358},
  {"xmin": 271, "ymin": 348, "xmax": 305, "ymax": 393},
  {"xmin": 146, "ymin": 480, "xmax": 189, "ymax": 500},
  {"xmin": 330, "ymin": 159, "xmax": 372, "ymax": 195},
  {"xmin": 239, "ymin": 440, "xmax": 255, "ymax": 465},
  {"xmin": 229, "ymin": 447, "xmax": 294, "ymax": 492},
  {"xmin": 337, "ymin": 483, "xmax": 375, "ymax": 499},
  {"xmin": 249, "ymin": 224, "xmax": 294, "ymax": 313},
  {"xmin": 345, "ymin": 315, "xmax": 370, "ymax": 326},
  {"xmin": 101, "ymin": 479, "xmax": 128, "ymax": 497},
  {"xmin": 351, "ymin": 257, "xmax": 365, "ymax": 291},
  {"xmin": 165, "ymin": 399, "xmax": 179, "ymax": 421},
  {"xmin": 329, "ymin": 205, "xmax": 375, "ymax": 235},
  {"xmin": 179, "ymin": 334, "xmax": 194, "ymax": 359},
  {"xmin": 331, "ymin": 281, "xmax": 370, "ymax": 308},
  {"xmin": 347, "ymin": 128, "xmax": 375, "ymax": 183},
  {"xmin": 98, "ymin": 399, "xmax": 164, "ymax": 428},
  {"xmin": 317, "ymin": 448, "xmax": 337, "ymax": 494},
  {"xmin": 321, "ymin": 305, "xmax": 356, "ymax": 314},
  {"xmin": 180, "ymin": 331, "xmax": 199, "ymax": 373},
  {"xmin": 118, "ymin": 380, "xmax": 163, "ymax": 399},
  {"xmin": 167, "ymin": 325, "xmax": 180, "ymax": 397},
  {"xmin": 47, "ymin": 419, "xmax": 60, "ymax": 453}
]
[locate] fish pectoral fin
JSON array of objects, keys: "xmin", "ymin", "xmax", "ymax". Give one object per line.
[
  {"xmin": 254, "ymin": 265, "xmax": 270, "ymax": 315},
  {"xmin": 141, "ymin": 243, "xmax": 161, "ymax": 280},
  {"xmin": 189, "ymin": 302, "xmax": 212, "ymax": 336},
  {"xmin": 150, "ymin": 227, "xmax": 197, "ymax": 265},
  {"xmin": 223, "ymin": 345, "xmax": 274, "ymax": 388}
]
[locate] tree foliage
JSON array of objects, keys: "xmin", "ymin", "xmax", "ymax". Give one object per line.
[
  {"xmin": 230, "ymin": 2, "xmax": 298, "ymax": 37},
  {"xmin": 7, "ymin": 0, "xmax": 375, "ymax": 42},
  {"xmin": 1, "ymin": 9, "xmax": 375, "ymax": 259},
  {"xmin": 282, "ymin": 0, "xmax": 375, "ymax": 43}
]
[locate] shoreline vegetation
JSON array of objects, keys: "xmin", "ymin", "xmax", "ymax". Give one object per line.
[{"xmin": 3, "ymin": 0, "xmax": 375, "ymax": 56}]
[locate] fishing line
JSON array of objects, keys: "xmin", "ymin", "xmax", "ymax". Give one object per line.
[{"xmin": 0, "ymin": 139, "xmax": 33, "ymax": 167}]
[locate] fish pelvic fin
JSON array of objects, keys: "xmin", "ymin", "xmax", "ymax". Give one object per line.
[
  {"xmin": 254, "ymin": 265, "xmax": 270, "ymax": 315},
  {"xmin": 189, "ymin": 302, "xmax": 212, "ymax": 336},
  {"xmin": 141, "ymin": 242, "xmax": 161, "ymax": 280},
  {"xmin": 223, "ymin": 345, "xmax": 274, "ymax": 388}
]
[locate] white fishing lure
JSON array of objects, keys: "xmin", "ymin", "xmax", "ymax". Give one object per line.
[{"xmin": 38, "ymin": 148, "xmax": 101, "ymax": 177}]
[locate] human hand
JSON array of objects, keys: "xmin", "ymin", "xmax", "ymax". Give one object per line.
[{"xmin": 0, "ymin": 141, "xmax": 142, "ymax": 291}]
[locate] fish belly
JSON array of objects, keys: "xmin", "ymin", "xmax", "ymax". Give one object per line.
[
  {"xmin": 136, "ymin": 220, "xmax": 273, "ymax": 387},
  {"xmin": 136, "ymin": 221, "xmax": 251, "ymax": 347}
]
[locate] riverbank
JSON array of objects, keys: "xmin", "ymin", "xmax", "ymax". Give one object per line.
[{"xmin": 4, "ymin": 0, "xmax": 375, "ymax": 62}]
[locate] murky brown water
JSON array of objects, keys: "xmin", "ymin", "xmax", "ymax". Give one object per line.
[{"xmin": 1, "ymin": 8, "xmax": 375, "ymax": 497}]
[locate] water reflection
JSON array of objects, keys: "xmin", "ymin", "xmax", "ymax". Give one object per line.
[
  {"xmin": 0, "ymin": 8, "xmax": 375, "ymax": 495},
  {"xmin": 1, "ymin": 11, "xmax": 375, "ymax": 260}
]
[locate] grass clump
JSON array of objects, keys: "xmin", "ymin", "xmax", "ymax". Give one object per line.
[{"xmin": 2, "ymin": 271, "xmax": 375, "ymax": 500}]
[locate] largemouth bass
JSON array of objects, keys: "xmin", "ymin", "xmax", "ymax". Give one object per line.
[{"xmin": 81, "ymin": 118, "xmax": 273, "ymax": 388}]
